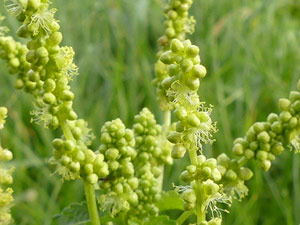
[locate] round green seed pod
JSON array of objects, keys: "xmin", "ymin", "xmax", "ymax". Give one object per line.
[
  {"xmin": 43, "ymin": 92, "xmax": 56, "ymax": 105},
  {"xmin": 253, "ymin": 122, "xmax": 265, "ymax": 133},
  {"xmin": 186, "ymin": 45, "xmax": 199, "ymax": 58},
  {"xmin": 49, "ymin": 32, "xmax": 63, "ymax": 46},
  {"xmin": 160, "ymin": 50, "xmax": 175, "ymax": 64},
  {"xmin": 171, "ymin": 144, "xmax": 186, "ymax": 159},
  {"xmin": 257, "ymin": 131, "xmax": 270, "ymax": 143},
  {"xmin": 278, "ymin": 98, "xmax": 291, "ymax": 111},
  {"xmin": 260, "ymin": 160, "xmax": 271, "ymax": 172},
  {"xmin": 238, "ymin": 167, "xmax": 253, "ymax": 180},
  {"xmin": 180, "ymin": 59, "xmax": 193, "ymax": 72},
  {"xmin": 271, "ymin": 121, "xmax": 282, "ymax": 134},
  {"xmin": 232, "ymin": 143, "xmax": 244, "ymax": 156},
  {"xmin": 279, "ymin": 111, "xmax": 292, "ymax": 122},
  {"xmin": 271, "ymin": 143, "xmax": 284, "ymax": 155},
  {"xmin": 267, "ymin": 113, "xmax": 279, "ymax": 123},
  {"xmin": 87, "ymin": 173, "xmax": 98, "ymax": 184},
  {"xmin": 225, "ymin": 169, "xmax": 237, "ymax": 181},
  {"xmin": 170, "ymin": 39, "xmax": 184, "ymax": 53}
]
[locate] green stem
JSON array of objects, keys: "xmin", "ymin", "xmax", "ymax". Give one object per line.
[
  {"xmin": 238, "ymin": 156, "xmax": 248, "ymax": 167},
  {"xmin": 195, "ymin": 182, "xmax": 206, "ymax": 223},
  {"xmin": 158, "ymin": 110, "xmax": 171, "ymax": 191},
  {"xmin": 188, "ymin": 147, "xmax": 198, "ymax": 166},
  {"xmin": 60, "ymin": 120, "xmax": 75, "ymax": 141},
  {"xmin": 84, "ymin": 181, "xmax": 101, "ymax": 225},
  {"xmin": 177, "ymin": 211, "xmax": 193, "ymax": 225}
]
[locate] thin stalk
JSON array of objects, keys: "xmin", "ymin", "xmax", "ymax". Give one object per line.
[
  {"xmin": 195, "ymin": 182, "xmax": 206, "ymax": 223},
  {"xmin": 84, "ymin": 181, "xmax": 101, "ymax": 225},
  {"xmin": 238, "ymin": 156, "xmax": 248, "ymax": 167},
  {"xmin": 188, "ymin": 147, "xmax": 198, "ymax": 166},
  {"xmin": 177, "ymin": 211, "xmax": 193, "ymax": 225},
  {"xmin": 158, "ymin": 110, "xmax": 171, "ymax": 190}
]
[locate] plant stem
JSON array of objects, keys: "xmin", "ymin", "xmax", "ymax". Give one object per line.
[
  {"xmin": 84, "ymin": 181, "xmax": 101, "ymax": 225},
  {"xmin": 158, "ymin": 110, "xmax": 171, "ymax": 191},
  {"xmin": 177, "ymin": 211, "xmax": 193, "ymax": 225},
  {"xmin": 238, "ymin": 156, "xmax": 248, "ymax": 167},
  {"xmin": 60, "ymin": 120, "xmax": 75, "ymax": 141},
  {"xmin": 188, "ymin": 147, "xmax": 198, "ymax": 166},
  {"xmin": 195, "ymin": 181, "xmax": 206, "ymax": 223}
]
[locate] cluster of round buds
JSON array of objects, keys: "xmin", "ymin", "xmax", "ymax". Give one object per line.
[
  {"xmin": 98, "ymin": 119, "xmax": 138, "ymax": 215},
  {"xmin": 154, "ymin": 0, "xmax": 195, "ymax": 110},
  {"xmin": 179, "ymin": 155, "xmax": 222, "ymax": 210},
  {"xmin": 50, "ymin": 137, "xmax": 108, "ymax": 183},
  {"xmin": 133, "ymin": 171, "xmax": 160, "ymax": 217},
  {"xmin": 159, "ymin": 0, "xmax": 194, "ymax": 46},
  {"xmin": 231, "ymin": 79, "xmax": 300, "ymax": 172},
  {"xmin": 216, "ymin": 153, "xmax": 253, "ymax": 198},
  {"xmin": 134, "ymin": 108, "xmax": 172, "ymax": 170},
  {"xmin": 170, "ymin": 105, "xmax": 215, "ymax": 157},
  {"xmin": 0, "ymin": 107, "xmax": 14, "ymax": 225},
  {"xmin": 0, "ymin": 36, "xmax": 31, "ymax": 88},
  {"xmin": 130, "ymin": 108, "xmax": 168, "ymax": 217},
  {"xmin": 180, "ymin": 155, "xmax": 222, "ymax": 184},
  {"xmin": 3, "ymin": 0, "xmax": 79, "ymax": 129},
  {"xmin": 154, "ymin": 38, "xmax": 206, "ymax": 110}
]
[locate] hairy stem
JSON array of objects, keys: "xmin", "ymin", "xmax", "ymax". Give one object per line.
[
  {"xmin": 158, "ymin": 110, "xmax": 171, "ymax": 190},
  {"xmin": 84, "ymin": 181, "xmax": 101, "ymax": 225},
  {"xmin": 177, "ymin": 211, "xmax": 193, "ymax": 225}
]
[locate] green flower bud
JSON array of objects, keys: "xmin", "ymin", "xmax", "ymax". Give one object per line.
[
  {"xmin": 48, "ymin": 32, "xmax": 63, "ymax": 46},
  {"xmin": 43, "ymin": 92, "xmax": 56, "ymax": 105},
  {"xmin": 101, "ymin": 133, "xmax": 112, "ymax": 144},
  {"xmin": 289, "ymin": 91, "xmax": 300, "ymax": 103},
  {"xmin": 170, "ymin": 39, "xmax": 184, "ymax": 53},
  {"xmin": 182, "ymin": 189, "xmax": 196, "ymax": 203},
  {"xmin": 249, "ymin": 141, "xmax": 258, "ymax": 151},
  {"xmin": 204, "ymin": 180, "xmax": 219, "ymax": 195},
  {"xmin": 225, "ymin": 169, "xmax": 237, "ymax": 181},
  {"xmin": 190, "ymin": 65, "xmax": 206, "ymax": 79},
  {"xmin": 64, "ymin": 140, "xmax": 75, "ymax": 151},
  {"xmin": 232, "ymin": 143, "xmax": 244, "ymax": 156},
  {"xmin": 267, "ymin": 113, "xmax": 279, "ymax": 123},
  {"xmin": 217, "ymin": 153, "xmax": 230, "ymax": 168},
  {"xmin": 167, "ymin": 64, "xmax": 180, "ymax": 76},
  {"xmin": 271, "ymin": 143, "xmax": 284, "ymax": 155},
  {"xmin": 61, "ymin": 90, "xmax": 74, "ymax": 101},
  {"xmin": 174, "ymin": 107, "xmax": 187, "ymax": 120},
  {"xmin": 271, "ymin": 121, "xmax": 282, "ymax": 134},
  {"xmin": 36, "ymin": 47, "xmax": 48, "ymax": 58},
  {"xmin": 0, "ymin": 149, "xmax": 13, "ymax": 161},
  {"xmin": 185, "ymin": 78, "xmax": 200, "ymax": 91},
  {"xmin": 26, "ymin": 50, "xmax": 37, "ymax": 63},
  {"xmin": 160, "ymin": 50, "xmax": 175, "ymax": 64},
  {"xmin": 167, "ymin": 131, "xmax": 181, "ymax": 144},
  {"xmin": 260, "ymin": 160, "xmax": 271, "ymax": 172},
  {"xmin": 171, "ymin": 144, "xmax": 186, "ymax": 159},
  {"xmin": 245, "ymin": 149, "xmax": 255, "ymax": 159},
  {"xmin": 256, "ymin": 150, "xmax": 268, "ymax": 161},
  {"xmin": 212, "ymin": 168, "xmax": 222, "ymax": 181},
  {"xmin": 27, "ymin": 0, "xmax": 41, "ymax": 10},
  {"xmin": 186, "ymin": 45, "xmax": 199, "ymax": 58},
  {"xmin": 105, "ymin": 148, "xmax": 119, "ymax": 160},
  {"xmin": 278, "ymin": 98, "xmax": 291, "ymax": 111},
  {"xmin": 43, "ymin": 79, "xmax": 56, "ymax": 92},
  {"xmin": 279, "ymin": 111, "xmax": 292, "ymax": 122},
  {"xmin": 238, "ymin": 167, "xmax": 253, "ymax": 180},
  {"xmin": 257, "ymin": 131, "xmax": 270, "ymax": 143},
  {"xmin": 180, "ymin": 59, "xmax": 193, "ymax": 72},
  {"xmin": 292, "ymin": 100, "xmax": 300, "ymax": 112},
  {"xmin": 253, "ymin": 122, "xmax": 265, "ymax": 133},
  {"xmin": 87, "ymin": 173, "xmax": 98, "ymax": 184},
  {"xmin": 180, "ymin": 170, "xmax": 193, "ymax": 183},
  {"xmin": 187, "ymin": 114, "xmax": 201, "ymax": 127},
  {"xmin": 204, "ymin": 158, "xmax": 217, "ymax": 169},
  {"xmin": 84, "ymin": 164, "xmax": 94, "ymax": 175}
]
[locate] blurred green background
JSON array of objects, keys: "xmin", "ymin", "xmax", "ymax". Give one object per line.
[{"xmin": 0, "ymin": 0, "xmax": 300, "ymax": 224}]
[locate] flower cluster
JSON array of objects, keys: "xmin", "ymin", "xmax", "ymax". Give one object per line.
[
  {"xmin": 0, "ymin": 107, "xmax": 14, "ymax": 225},
  {"xmin": 0, "ymin": 0, "xmax": 107, "ymax": 183},
  {"xmin": 98, "ymin": 119, "xmax": 138, "ymax": 215},
  {"xmin": 130, "ymin": 108, "xmax": 165, "ymax": 217},
  {"xmin": 154, "ymin": 0, "xmax": 196, "ymax": 110}
]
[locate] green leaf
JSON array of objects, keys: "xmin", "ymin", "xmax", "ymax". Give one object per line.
[
  {"xmin": 145, "ymin": 216, "xmax": 177, "ymax": 225},
  {"xmin": 156, "ymin": 190, "xmax": 184, "ymax": 211},
  {"xmin": 53, "ymin": 202, "xmax": 90, "ymax": 225}
]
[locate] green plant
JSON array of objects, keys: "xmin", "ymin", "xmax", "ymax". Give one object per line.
[{"xmin": 0, "ymin": 0, "xmax": 299, "ymax": 224}]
